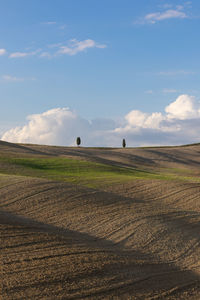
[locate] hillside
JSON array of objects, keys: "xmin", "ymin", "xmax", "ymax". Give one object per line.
[{"xmin": 0, "ymin": 141, "xmax": 200, "ymax": 299}]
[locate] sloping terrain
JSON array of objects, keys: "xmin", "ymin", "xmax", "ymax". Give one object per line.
[{"xmin": 0, "ymin": 141, "xmax": 200, "ymax": 299}]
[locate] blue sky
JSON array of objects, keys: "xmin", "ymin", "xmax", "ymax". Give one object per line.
[{"xmin": 1, "ymin": 0, "xmax": 200, "ymax": 146}]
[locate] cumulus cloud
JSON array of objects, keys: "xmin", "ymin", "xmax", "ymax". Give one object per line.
[
  {"xmin": 2, "ymin": 95, "xmax": 200, "ymax": 147},
  {"xmin": 57, "ymin": 39, "xmax": 107, "ymax": 56},
  {"xmin": 165, "ymin": 95, "xmax": 199, "ymax": 120},
  {"xmin": 114, "ymin": 95, "xmax": 200, "ymax": 146},
  {"xmin": 1, "ymin": 108, "xmax": 91, "ymax": 146},
  {"xmin": 116, "ymin": 111, "xmax": 165, "ymax": 133}
]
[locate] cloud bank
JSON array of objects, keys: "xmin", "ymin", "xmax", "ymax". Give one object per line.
[{"xmin": 2, "ymin": 95, "xmax": 200, "ymax": 147}]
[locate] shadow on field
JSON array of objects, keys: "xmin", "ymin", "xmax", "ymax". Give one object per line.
[
  {"xmin": 0, "ymin": 141, "xmax": 53, "ymax": 157},
  {"xmin": 62, "ymin": 148, "xmax": 156, "ymax": 169},
  {"xmin": 147, "ymin": 149, "xmax": 200, "ymax": 167},
  {"xmin": 1, "ymin": 209, "xmax": 200, "ymax": 299}
]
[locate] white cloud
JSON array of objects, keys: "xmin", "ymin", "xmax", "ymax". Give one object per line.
[
  {"xmin": 42, "ymin": 22, "xmax": 57, "ymax": 25},
  {"xmin": 2, "ymin": 95, "xmax": 200, "ymax": 147},
  {"xmin": 125, "ymin": 110, "xmax": 148, "ymax": 127},
  {"xmin": 1, "ymin": 75, "xmax": 36, "ymax": 82},
  {"xmin": 136, "ymin": 4, "xmax": 189, "ymax": 25},
  {"xmin": 145, "ymin": 9, "xmax": 187, "ymax": 24},
  {"xmin": 145, "ymin": 90, "xmax": 153, "ymax": 94},
  {"xmin": 165, "ymin": 94, "xmax": 199, "ymax": 120},
  {"xmin": 1, "ymin": 108, "xmax": 91, "ymax": 146},
  {"xmin": 48, "ymin": 43, "xmax": 63, "ymax": 48},
  {"xmin": 118, "ymin": 111, "xmax": 165, "ymax": 132},
  {"xmin": 114, "ymin": 95, "xmax": 200, "ymax": 146},
  {"xmin": 10, "ymin": 52, "xmax": 31, "ymax": 58},
  {"xmin": 9, "ymin": 49, "xmax": 41, "ymax": 58},
  {"xmin": 0, "ymin": 49, "xmax": 6, "ymax": 56},
  {"xmin": 2, "ymin": 75, "xmax": 24, "ymax": 82},
  {"xmin": 59, "ymin": 25, "xmax": 67, "ymax": 30},
  {"xmin": 159, "ymin": 4, "xmax": 173, "ymax": 9},
  {"xmin": 57, "ymin": 39, "xmax": 107, "ymax": 56},
  {"xmin": 40, "ymin": 52, "xmax": 52, "ymax": 59},
  {"xmin": 163, "ymin": 89, "xmax": 178, "ymax": 93},
  {"xmin": 7, "ymin": 39, "xmax": 105, "ymax": 60},
  {"xmin": 158, "ymin": 70, "xmax": 195, "ymax": 76}
]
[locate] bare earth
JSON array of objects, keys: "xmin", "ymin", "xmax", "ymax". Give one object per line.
[{"xmin": 0, "ymin": 141, "xmax": 200, "ymax": 299}]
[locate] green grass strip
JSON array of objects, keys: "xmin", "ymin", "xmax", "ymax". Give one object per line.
[{"xmin": 0, "ymin": 156, "xmax": 176, "ymax": 187}]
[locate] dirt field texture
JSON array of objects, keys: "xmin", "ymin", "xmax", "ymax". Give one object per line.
[{"xmin": 0, "ymin": 140, "xmax": 200, "ymax": 299}]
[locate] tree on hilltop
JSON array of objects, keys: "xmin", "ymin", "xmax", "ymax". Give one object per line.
[
  {"xmin": 122, "ymin": 138, "xmax": 126, "ymax": 148},
  {"xmin": 76, "ymin": 137, "xmax": 81, "ymax": 147}
]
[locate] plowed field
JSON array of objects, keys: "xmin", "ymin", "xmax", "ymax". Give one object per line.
[{"xmin": 0, "ymin": 141, "xmax": 200, "ymax": 299}]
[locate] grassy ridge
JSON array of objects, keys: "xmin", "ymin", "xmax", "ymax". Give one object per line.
[
  {"xmin": 0, "ymin": 156, "xmax": 173, "ymax": 187},
  {"xmin": 0, "ymin": 156, "xmax": 198, "ymax": 187}
]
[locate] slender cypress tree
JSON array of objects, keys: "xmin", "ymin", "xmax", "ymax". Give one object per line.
[
  {"xmin": 76, "ymin": 137, "xmax": 81, "ymax": 147},
  {"xmin": 122, "ymin": 138, "xmax": 126, "ymax": 148}
]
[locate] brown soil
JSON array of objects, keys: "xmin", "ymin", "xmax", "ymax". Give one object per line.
[{"xmin": 0, "ymin": 141, "xmax": 200, "ymax": 299}]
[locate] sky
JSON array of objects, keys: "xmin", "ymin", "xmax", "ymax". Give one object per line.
[{"xmin": 1, "ymin": 0, "xmax": 200, "ymax": 147}]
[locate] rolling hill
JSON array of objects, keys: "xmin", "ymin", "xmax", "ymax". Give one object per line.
[{"xmin": 0, "ymin": 141, "xmax": 200, "ymax": 299}]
